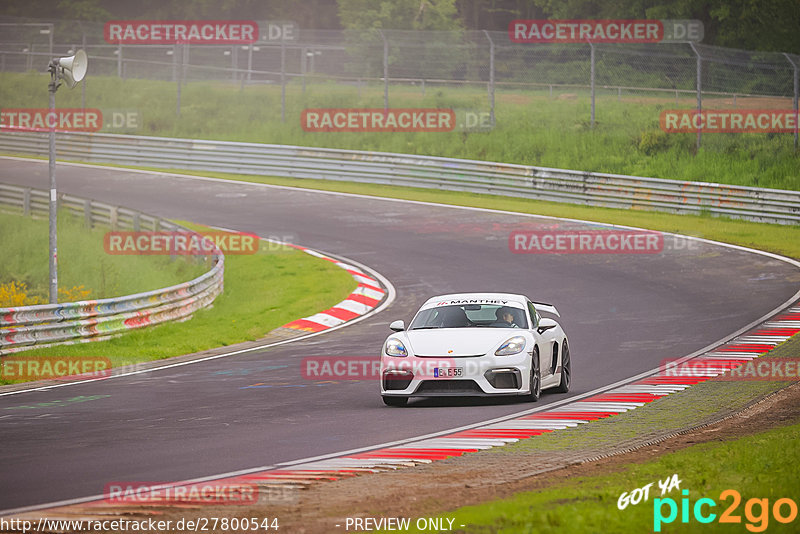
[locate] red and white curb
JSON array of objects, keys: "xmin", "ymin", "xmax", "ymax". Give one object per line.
[
  {"xmin": 281, "ymin": 245, "xmax": 387, "ymax": 333},
  {"xmin": 197, "ymin": 303, "xmax": 800, "ymax": 487},
  {"xmin": 7, "ymin": 306, "xmax": 797, "ymax": 516}
]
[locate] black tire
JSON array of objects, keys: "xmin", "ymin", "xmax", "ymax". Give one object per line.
[
  {"xmin": 382, "ymin": 396, "xmax": 408, "ymax": 407},
  {"xmin": 554, "ymin": 339, "xmax": 571, "ymax": 393},
  {"xmin": 526, "ymin": 347, "xmax": 541, "ymax": 402}
]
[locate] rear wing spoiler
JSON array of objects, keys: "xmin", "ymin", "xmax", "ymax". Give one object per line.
[{"xmin": 532, "ymin": 301, "xmax": 560, "ymax": 317}]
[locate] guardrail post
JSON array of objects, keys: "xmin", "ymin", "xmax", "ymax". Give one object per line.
[
  {"xmin": 83, "ymin": 198, "xmax": 92, "ymax": 228},
  {"xmin": 589, "ymin": 41, "xmax": 595, "ymax": 129},
  {"xmin": 110, "ymin": 206, "xmax": 118, "ymax": 230},
  {"xmin": 22, "ymin": 188, "xmax": 31, "ymax": 216},
  {"xmin": 133, "ymin": 212, "xmax": 140, "ymax": 232},
  {"xmin": 117, "ymin": 42, "xmax": 122, "ymax": 78},
  {"xmin": 483, "ymin": 30, "xmax": 495, "ymax": 127},
  {"xmin": 783, "ymin": 53, "xmax": 799, "ymax": 149},
  {"xmin": 690, "ymin": 43, "xmax": 702, "ymax": 150}
]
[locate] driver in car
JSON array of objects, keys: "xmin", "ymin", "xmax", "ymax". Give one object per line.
[{"xmin": 492, "ymin": 306, "xmax": 518, "ymax": 327}]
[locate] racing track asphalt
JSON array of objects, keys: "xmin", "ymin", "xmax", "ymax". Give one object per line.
[{"xmin": 0, "ymin": 157, "xmax": 798, "ymax": 512}]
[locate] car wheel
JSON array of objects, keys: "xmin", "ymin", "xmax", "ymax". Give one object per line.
[
  {"xmin": 526, "ymin": 347, "xmax": 541, "ymax": 402},
  {"xmin": 382, "ymin": 396, "xmax": 408, "ymax": 407},
  {"xmin": 554, "ymin": 339, "xmax": 571, "ymax": 393}
]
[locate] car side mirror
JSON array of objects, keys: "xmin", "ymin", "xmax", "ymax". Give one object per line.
[
  {"xmin": 537, "ymin": 317, "xmax": 557, "ymax": 334},
  {"xmin": 389, "ymin": 320, "xmax": 405, "ymax": 332}
]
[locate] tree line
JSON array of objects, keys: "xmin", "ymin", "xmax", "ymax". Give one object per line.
[{"xmin": 3, "ymin": 0, "xmax": 798, "ymax": 54}]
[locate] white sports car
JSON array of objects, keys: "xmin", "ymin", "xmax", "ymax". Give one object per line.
[{"xmin": 380, "ymin": 293, "xmax": 570, "ymax": 406}]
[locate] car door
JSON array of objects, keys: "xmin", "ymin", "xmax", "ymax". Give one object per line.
[{"xmin": 528, "ymin": 300, "xmax": 558, "ymax": 376}]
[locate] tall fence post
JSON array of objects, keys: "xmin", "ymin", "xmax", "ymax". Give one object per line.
[
  {"xmin": 247, "ymin": 43, "xmax": 253, "ymax": 82},
  {"xmin": 690, "ymin": 43, "xmax": 702, "ymax": 150},
  {"xmin": 48, "ymin": 83, "xmax": 57, "ymax": 304},
  {"xmin": 281, "ymin": 39, "xmax": 286, "ymax": 123},
  {"xmin": 231, "ymin": 45, "xmax": 237, "ymax": 82},
  {"xmin": 483, "ymin": 30, "xmax": 495, "ymax": 127},
  {"xmin": 589, "ymin": 41, "xmax": 595, "ymax": 128},
  {"xmin": 783, "ymin": 53, "xmax": 799, "ymax": 149},
  {"xmin": 117, "ymin": 42, "xmax": 122, "ymax": 78},
  {"xmin": 379, "ymin": 30, "xmax": 388, "ymax": 111},
  {"xmin": 171, "ymin": 44, "xmax": 178, "ymax": 82},
  {"xmin": 301, "ymin": 46, "xmax": 307, "ymax": 93},
  {"xmin": 183, "ymin": 43, "xmax": 190, "ymax": 85},
  {"xmin": 81, "ymin": 32, "xmax": 87, "ymax": 109},
  {"xmin": 176, "ymin": 44, "xmax": 182, "ymax": 117}
]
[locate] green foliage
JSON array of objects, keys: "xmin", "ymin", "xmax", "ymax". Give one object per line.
[
  {"xmin": 1, "ymin": 72, "xmax": 798, "ymax": 191},
  {"xmin": 396, "ymin": 421, "xmax": 800, "ymax": 533},
  {"xmin": 337, "ymin": 0, "xmax": 463, "ymax": 31},
  {"xmin": 0, "ymin": 210, "xmax": 205, "ymax": 300},
  {"xmin": 14, "ymin": 237, "xmax": 356, "ymax": 370},
  {"xmin": 637, "ymin": 129, "xmax": 671, "ymax": 155}
]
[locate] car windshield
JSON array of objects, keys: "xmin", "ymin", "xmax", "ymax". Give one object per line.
[{"xmin": 409, "ymin": 304, "xmax": 528, "ymax": 330}]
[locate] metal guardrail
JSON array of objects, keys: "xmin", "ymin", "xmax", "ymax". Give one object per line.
[
  {"xmin": 1, "ymin": 131, "xmax": 799, "ymax": 225},
  {"xmin": 0, "ymin": 182, "xmax": 225, "ymax": 354}
]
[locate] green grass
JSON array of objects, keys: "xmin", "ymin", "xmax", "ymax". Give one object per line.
[
  {"xmin": 395, "ymin": 421, "xmax": 800, "ymax": 533},
  {"xmin": 0, "ymin": 209, "xmax": 205, "ymax": 300},
  {"xmin": 1, "ymin": 219, "xmax": 357, "ymax": 383},
  {"xmin": 0, "ymin": 214, "xmax": 356, "ymax": 384},
  {"xmin": 2, "ymin": 72, "xmax": 798, "ymax": 190}
]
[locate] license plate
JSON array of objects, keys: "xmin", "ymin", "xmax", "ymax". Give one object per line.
[{"xmin": 434, "ymin": 367, "xmax": 463, "ymax": 378}]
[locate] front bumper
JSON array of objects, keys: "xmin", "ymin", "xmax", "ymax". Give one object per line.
[{"xmin": 380, "ymin": 352, "xmax": 532, "ymax": 397}]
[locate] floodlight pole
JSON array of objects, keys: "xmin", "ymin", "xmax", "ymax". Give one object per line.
[{"xmin": 48, "ymin": 60, "xmax": 60, "ymax": 304}]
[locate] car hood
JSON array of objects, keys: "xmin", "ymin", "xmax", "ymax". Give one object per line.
[{"xmin": 404, "ymin": 328, "xmax": 521, "ymax": 357}]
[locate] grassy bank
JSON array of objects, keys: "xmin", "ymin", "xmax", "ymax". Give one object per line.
[
  {"xmin": 401, "ymin": 419, "xmax": 800, "ymax": 533},
  {"xmin": 1, "ymin": 224, "xmax": 357, "ymax": 383},
  {"xmin": 0, "ymin": 209, "xmax": 205, "ymax": 303},
  {"xmin": 1, "ymin": 72, "xmax": 798, "ymax": 190}
]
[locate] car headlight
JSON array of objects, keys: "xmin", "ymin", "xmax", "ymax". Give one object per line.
[
  {"xmin": 385, "ymin": 338, "xmax": 408, "ymax": 357},
  {"xmin": 495, "ymin": 336, "xmax": 526, "ymax": 356}
]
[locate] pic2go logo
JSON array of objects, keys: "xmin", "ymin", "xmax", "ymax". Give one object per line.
[{"xmin": 654, "ymin": 489, "xmax": 798, "ymax": 532}]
